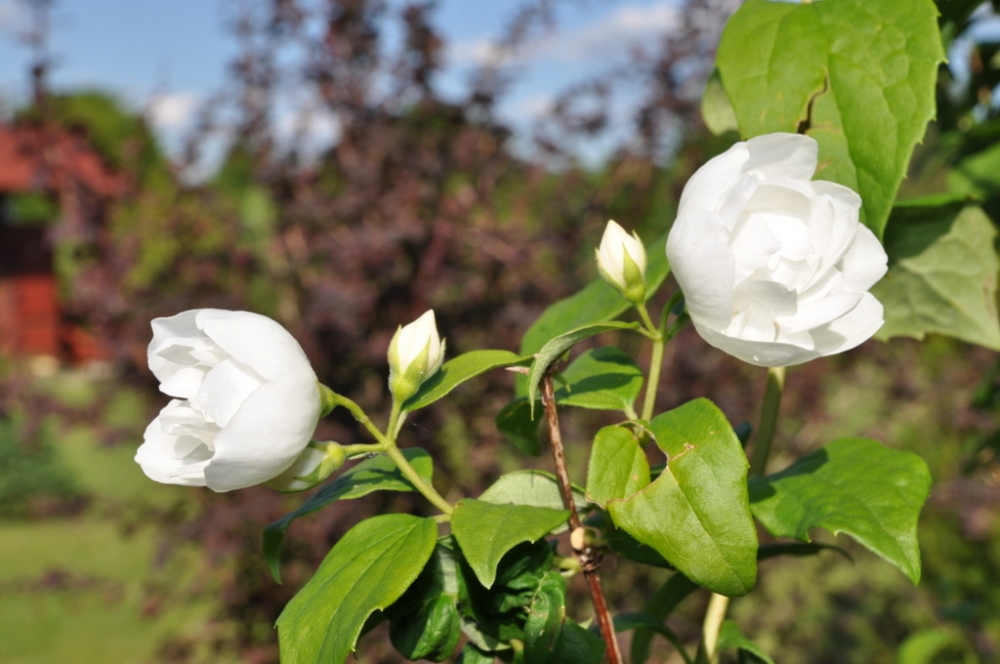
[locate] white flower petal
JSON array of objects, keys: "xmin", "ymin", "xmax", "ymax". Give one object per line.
[
  {"xmin": 204, "ymin": 380, "xmax": 321, "ymax": 492},
  {"xmin": 743, "ymin": 133, "xmax": 818, "ymax": 182},
  {"xmin": 193, "ymin": 358, "xmax": 266, "ymax": 427},
  {"xmin": 667, "ymin": 207, "xmax": 736, "ymax": 330},
  {"xmin": 158, "ymin": 366, "xmax": 208, "ymax": 399},
  {"xmin": 840, "ymin": 224, "xmax": 889, "ymax": 291},
  {"xmin": 196, "ymin": 310, "xmax": 316, "ymax": 384},
  {"xmin": 697, "ymin": 321, "xmax": 821, "ymax": 367},
  {"xmin": 678, "ymin": 143, "xmax": 751, "ymax": 218},
  {"xmin": 808, "ymin": 293, "xmax": 885, "ymax": 356}
]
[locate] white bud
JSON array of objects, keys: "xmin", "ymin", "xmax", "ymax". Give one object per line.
[
  {"xmin": 596, "ymin": 220, "xmax": 647, "ymax": 303},
  {"xmin": 388, "ymin": 310, "xmax": 446, "ymax": 403}
]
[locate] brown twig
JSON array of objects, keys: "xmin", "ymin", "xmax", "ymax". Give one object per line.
[{"xmin": 541, "ymin": 372, "xmax": 623, "ymax": 664}]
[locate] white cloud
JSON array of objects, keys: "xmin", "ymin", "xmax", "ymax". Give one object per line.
[
  {"xmin": 449, "ymin": 3, "xmax": 679, "ymax": 67},
  {"xmin": 148, "ymin": 92, "xmax": 199, "ymax": 131}
]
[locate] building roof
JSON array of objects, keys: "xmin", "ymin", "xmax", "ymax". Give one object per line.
[{"xmin": 0, "ymin": 123, "xmax": 125, "ymax": 197}]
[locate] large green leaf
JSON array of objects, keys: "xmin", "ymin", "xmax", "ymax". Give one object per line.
[
  {"xmin": 585, "ymin": 424, "xmax": 651, "ymax": 508},
  {"xmin": 277, "ymin": 514, "xmax": 437, "ymax": 664},
  {"xmin": 608, "ymin": 399, "xmax": 758, "ymax": 597},
  {"xmin": 263, "ymin": 448, "xmax": 433, "ymax": 583},
  {"xmin": 404, "ymin": 350, "xmax": 531, "ymax": 411},
  {"xmin": 556, "ymin": 347, "xmax": 644, "ymax": 412},
  {"xmin": 479, "ymin": 469, "xmax": 589, "ymax": 512},
  {"xmin": 526, "ymin": 322, "xmax": 640, "ymax": 415},
  {"xmin": 451, "ymin": 499, "xmax": 569, "ymax": 588},
  {"xmin": 749, "ymin": 437, "xmax": 932, "ymax": 584},
  {"xmin": 716, "ymin": 0, "xmax": 945, "ymax": 237},
  {"xmin": 520, "ymin": 233, "xmax": 670, "ymax": 356},
  {"xmin": 872, "ymin": 200, "xmax": 1000, "ymax": 350}
]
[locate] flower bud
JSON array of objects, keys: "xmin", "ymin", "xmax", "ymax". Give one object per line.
[
  {"xmin": 266, "ymin": 440, "xmax": 348, "ymax": 493},
  {"xmin": 388, "ymin": 310, "xmax": 445, "ymax": 403},
  {"xmin": 596, "ymin": 220, "xmax": 647, "ymax": 303}
]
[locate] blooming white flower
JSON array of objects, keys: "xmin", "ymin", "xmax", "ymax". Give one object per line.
[
  {"xmin": 596, "ymin": 219, "xmax": 647, "ymax": 302},
  {"xmin": 135, "ymin": 309, "xmax": 322, "ymax": 491},
  {"xmin": 666, "ymin": 133, "xmax": 888, "ymax": 367},
  {"xmin": 388, "ymin": 310, "xmax": 445, "ymax": 402}
]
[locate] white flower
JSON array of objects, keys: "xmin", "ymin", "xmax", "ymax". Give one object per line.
[
  {"xmin": 666, "ymin": 133, "xmax": 888, "ymax": 367},
  {"xmin": 388, "ymin": 310, "xmax": 445, "ymax": 402},
  {"xmin": 596, "ymin": 219, "xmax": 647, "ymax": 302},
  {"xmin": 135, "ymin": 309, "xmax": 322, "ymax": 491}
]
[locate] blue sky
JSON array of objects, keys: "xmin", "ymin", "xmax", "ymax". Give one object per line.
[{"xmin": 0, "ymin": 0, "xmax": 682, "ymax": 167}]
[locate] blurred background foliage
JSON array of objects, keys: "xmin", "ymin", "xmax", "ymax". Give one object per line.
[{"xmin": 3, "ymin": 0, "xmax": 1000, "ymax": 662}]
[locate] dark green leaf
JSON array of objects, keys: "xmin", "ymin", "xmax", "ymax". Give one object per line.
[
  {"xmin": 717, "ymin": 0, "xmax": 945, "ymax": 237},
  {"xmin": 611, "ymin": 613, "xmax": 692, "ymax": 664},
  {"xmin": 749, "ymin": 437, "xmax": 932, "ymax": 584},
  {"xmin": 872, "ymin": 201, "xmax": 1000, "ymax": 350},
  {"xmin": 387, "ymin": 542, "xmax": 464, "ymax": 662},
  {"xmin": 405, "ymin": 350, "xmax": 531, "ymax": 411},
  {"xmin": 480, "ymin": 469, "xmax": 588, "ymax": 512},
  {"xmin": 520, "ymin": 233, "xmax": 670, "ymax": 356},
  {"xmin": 495, "ymin": 398, "xmax": 541, "ymax": 456},
  {"xmin": 585, "ymin": 424, "xmax": 651, "ymax": 508},
  {"xmin": 605, "ymin": 526, "xmax": 672, "ymax": 569},
  {"xmin": 717, "ymin": 620, "xmax": 775, "ymax": 664},
  {"xmin": 457, "ymin": 644, "xmax": 496, "ymax": 664},
  {"xmin": 630, "ymin": 573, "xmax": 700, "ymax": 664},
  {"xmin": 452, "ymin": 499, "xmax": 569, "ymax": 588},
  {"xmin": 264, "ymin": 448, "xmax": 433, "ymax": 583},
  {"xmin": 557, "ymin": 347, "xmax": 644, "ymax": 412},
  {"xmin": 608, "ymin": 399, "xmax": 758, "ymax": 597},
  {"xmin": 527, "ymin": 322, "xmax": 640, "ymax": 416},
  {"xmin": 276, "ymin": 514, "xmax": 437, "ymax": 664},
  {"xmin": 524, "ymin": 572, "xmax": 604, "ymax": 664}
]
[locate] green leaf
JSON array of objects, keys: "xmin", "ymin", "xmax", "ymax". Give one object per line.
[
  {"xmin": 495, "ymin": 398, "xmax": 542, "ymax": 456},
  {"xmin": 630, "ymin": 573, "xmax": 700, "ymax": 664},
  {"xmin": 520, "ymin": 233, "xmax": 670, "ymax": 356},
  {"xmin": 716, "ymin": 620, "xmax": 775, "ymax": 664},
  {"xmin": 608, "ymin": 399, "xmax": 758, "ymax": 597},
  {"xmin": 897, "ymin": 626, "xmax": 971, "ymax": 664},
  {"xmin": 527, "ymin": 322, "xmax": 640, "ymax": 416},
  {"xmin": 404, "ymin": 350, "xmax": 531, "ymax": 411},
  {"xmin": 524, "ymin": 572, "xmax": 605, "ymax": 664},
  {"xmin": 612, "ymin": 614, "xmax": 692, "ymax": 664},
  {"xmin": 276, "ymin": 514, "xmax": 437, "ymax": 664},
  {"xmin": 749, "ymin": 437, "xmax": 932, "ymax": 584},
  {"xmin": 457, "ymin": 644, "xmax": 496, "ymax": 664},
  {"xmin": 585, "ymin": 424, "xmax": 651, "ymax": 508},
  {"xmin": 872, "ymin": 201, "xmax": 1000, "ymax": 350},
  {"xmin": 716, "ymin": 0, "xmax": 945, "ymax": 237},
  {"xmin": 556, "ymin": 347, "xmax": 644, "ymax": 412},
  {"xmin": 451, "ymin": 499, "xmax": 569, "ymax": 588},
  {"xmin": 701, "ymin": 68, "xmax": 738, "ymax": 137},
  {"xmin": 480, "ymin": 469, "xmax": 589, "ymax": 512},
  {"xmin": 263, "ymin": 448, "xmax": 433, "ymax": 583},
  {"xmin": 387, "ymin": 543, "xmax": 463, "ymax": 662}
]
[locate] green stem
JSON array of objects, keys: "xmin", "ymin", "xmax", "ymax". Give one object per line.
[
  {"xmin": 384, "ymin": 444, "xmax": 454, "ymax": 515},
  {"xmin": 330, "ymin": 394, "xmax": 392, "ymax": 446},
  {"xmin": 636, "ymin": 301, "xmax": 658, "ymax": 336},
  {"xmin": 387, "ymin": 401, "xmax": 404, "ymax": 441},
  {"xmin": 749, "ymin": 366, "xmax": 787, "ymax": 478},
  {"xmin": 698, "ymin": 593, "xmax": 730, "ymax": 664},
  {"xmin": 341, "ymin": 442, "xmax": 386, "ymax": 457},
  {"xmin": 641, "ymin": 337, "xmax": 665, "ymax": 421}
]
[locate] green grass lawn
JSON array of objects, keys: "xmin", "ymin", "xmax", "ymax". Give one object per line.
[{"xmin": 0, "ymin": 375, "xmax": 239, "ymax": 664}]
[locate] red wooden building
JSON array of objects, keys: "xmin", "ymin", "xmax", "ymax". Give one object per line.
[{"xmin": 0, "ymin": 123, "xmax": 124, "ymax": 362}]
